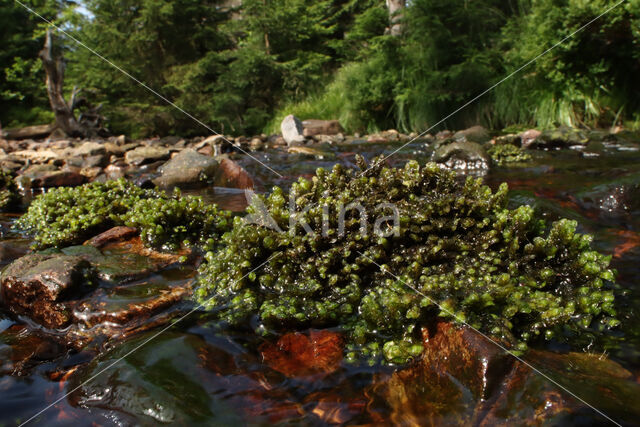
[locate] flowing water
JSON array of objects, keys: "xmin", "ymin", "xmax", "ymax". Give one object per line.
[{"xmin": 2, "ymin": 138, "xmax": 640, "ymax": 425}]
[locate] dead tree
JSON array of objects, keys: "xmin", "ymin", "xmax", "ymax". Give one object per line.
[
  {"xmin": 39, "ymin": 29, "xmax": 86, "ymax": 137},
  {"xmin": 386, "ymin": 0, "xmax": 405, "ymax": 36}
]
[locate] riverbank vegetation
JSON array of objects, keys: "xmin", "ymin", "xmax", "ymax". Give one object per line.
[{"xmin": 1, "ymin": 0, "xmax": 638, "ymax": 137}]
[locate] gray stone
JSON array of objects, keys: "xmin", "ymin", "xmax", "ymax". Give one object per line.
[
  {"xmin": 124, "ymin": 146, "xmax": 170, "ymax": 166},
  {"xmin": 281, "ymin": 115, "xmax": 305, "ymax": 146},
  {"xmin": 74, "ymin": 141, "xmax": 106, "ymax": 157},
  {"xmin": 153, "ymin": 149, "xmax": 219, "ymax": 189},
  {"xmin": 453, "ymin": 126, "xmax": 491, "ymax": 144},
  {"xmin": 433, "ymin": 141, "xmax": 491, "ymax": 171}
]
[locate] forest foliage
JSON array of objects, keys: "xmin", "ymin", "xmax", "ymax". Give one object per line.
[{"xmin": 1, "ymin": 0, "xmax": 638, "ymax": 136}]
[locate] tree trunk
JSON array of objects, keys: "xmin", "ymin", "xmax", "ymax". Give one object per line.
[
  {"xmin": 386, "ymin": 0, "xmax": 405, "ymax": 36},
  {"xmin": 39, "ymin": 29, "xmax": 85, "ymax": 138}
]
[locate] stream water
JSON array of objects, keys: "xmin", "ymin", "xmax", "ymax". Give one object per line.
[{"xmin": 1, "ymin": 138, "xmax": 640, "ymax": 425}]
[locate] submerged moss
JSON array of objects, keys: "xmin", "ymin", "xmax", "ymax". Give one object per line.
[
  {"xmin": 487, "ymin": 144, "xmax": 532, "ymax": 165},
  {"xmin": 0, "ymin": 169, "xmax": 20, "ymax": 212},
  {"xmin": 17, "ymin": 179, "xmax": 231, "ymax": 251},
  {"xmin": 195, "ymin": 157, "xmax": 617, "ymax": 363}
]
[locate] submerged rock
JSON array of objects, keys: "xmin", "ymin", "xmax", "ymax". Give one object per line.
[
  {"xmin": 0, "ymin": 253, "xmax": 97, "ymax": 328},
  {"xmin": 373, "ymin": 321, "xmax": 640, "ymax": 425}
]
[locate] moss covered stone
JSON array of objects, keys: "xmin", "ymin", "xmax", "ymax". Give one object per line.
[
  {"xmin": 17, "ymin": 178, "xmax": 231, "ymax": 251},
  {"xmin": 487, "ymin": 144, "xmax": 532, "ymax": 166},
  {"xmin": 195, "ymin": 157, "xmax": 617, "ymax": 364}
]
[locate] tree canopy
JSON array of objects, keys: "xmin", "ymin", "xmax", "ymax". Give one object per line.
[{"xmin": 1, "ymin": 0, "xmax": 638, "ymax": 136}]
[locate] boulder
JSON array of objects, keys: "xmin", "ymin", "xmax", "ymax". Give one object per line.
[
  {"xmin": 302, "ymin": 119, "xmax": 343, "ymax": 137},
  {"xmin": 520, "ymin": 129, "xmax": 542, "ymax": 148},
  {"xmin": 432, "ymin": 141, "xmax": 491, "ymax": 171},
  {"xmin": 124, "ymin": 146, "xmax": 170, "ymax": 166},
  {"xmin": 524, "ymin": 127, "xmax": 589, "ymax": 150},
  {"xmin": 453, "ymin": 125, "xmax": 490, "ymax": 144},
  {"xmin": 0, "ymin": 253, "xmax": 96, "ymax": 328},
  {"xmin": 281, "ymin": 115, "xmax": 305, "ymax": 146},
  {"xmin": 153, "ymin": 149, "xmax": 219, "ymax": 189}
]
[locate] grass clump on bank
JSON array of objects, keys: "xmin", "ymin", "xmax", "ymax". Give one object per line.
[
  {"xmin": 195, "ymin": 156, "xmax": 618, "ymax": 364},
  {"xmin": 16, "ymin": 179, "xmax": 231, "ymax": 251}
]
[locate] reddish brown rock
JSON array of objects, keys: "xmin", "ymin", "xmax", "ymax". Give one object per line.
[
  {"xmin": 72, "ymin": 282, "xmax": 191, "ymax": 328},
  {"xmin": 260, "ymin": 330, "xmax": 343, "ymax": 378},
  {"xmin": 31, "ymin": 171, "xmax": 87, "ymax": 188},
  {"xmin": 215, "ymin": 157, "xmax": 255, "ymax": 189},
  {"xmin": 0, "ymin": 254, "xmax": 97, "ymax": 328}
]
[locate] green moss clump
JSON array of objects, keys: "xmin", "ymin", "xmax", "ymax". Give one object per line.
[
  {"xmin": 487, "ymin": 144, "xmax": 532, "ymax": 165},
  {"xmin": 16, "ymin": 179, "xmax": 231, "ymax": 251},
  {"xmin": 0, "ymin": 169, "xmax": 20, "ymax": 212},
  {"xmin": 195, "ymin": 157, "xmax": 617, "ymax": 364},
  {"xmin": 122, "ymin": 194, "xmax": 232, "ymax": 251}
]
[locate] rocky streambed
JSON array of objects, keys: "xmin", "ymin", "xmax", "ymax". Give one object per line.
[{"xmin": 1, "ymin": 126, "xmax": 640, "ymax": 425}]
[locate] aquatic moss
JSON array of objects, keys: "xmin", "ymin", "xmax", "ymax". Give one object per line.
[
  {"xmin": 487, "ymin": 144, "xmax": 532, "ymax": 165},
  {"xmin": 16, "ymin": 179, "xmax": 231, "ymax": 251},
  {"xmin": 195, "ymin": 157, "xmax": 617, "ymax": 364},
  {"xmin": 0, "ymin": 169, "xmax": 20, "ymax": 212}
]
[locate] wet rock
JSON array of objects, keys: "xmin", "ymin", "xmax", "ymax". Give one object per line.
[
  {"xmin": 574, "ymin": 172, "xmax": 640, "ymax": 221},
  {"xmin": 68, "ymin": 332, "xmax": 269, "ymax": 425},
  {"xmin": 281, "ymin": 115, "xmax": 305, "ymax": 146},
  {"xmin": 432, "ymin": 141, "xmax": 491, "ymax": 171},
  {"xmin": 153, "ymin": 149, "xmax": 219, "ymax": 189},
  {"xmin": 302, "ymin": 119, "xmax": 343, "ymax": 137},
  {"xmin": 479, "ymin": 350, "xmax": 640, "ymax": 426},
  {"xmin": 0, "ymin": 242, "xmax": 29, "ymax": 266},
  {"xmin": 260, "ymin": 330, "xmax": 343, "ymax": 378},
  {"xmin": 0, "ymin": 324, "xmax": 68, "ymax": 375},
  {"xmin": 214, "ymin": 157, "xmax": 255, "ymax": 189},
  {"xmin": 72, "ymin": 281, "xmax": 191, "ymax": 328},
  {"xmin": 31, "ymin": 171, "xmax": 87, "ymax": 188},
  {"xmin": 453, "ymin": 125, "xmax": 490, "ymax": 144},
  {"xmin": 376, "ymin": 322, "xmax": 511, "ymax": 425},
  {"xmin": 0, "ymin": 253, "xmax": 97, "ymax": 328},
  {"xmin": 526, "ymin": 127, "xmax": 589, "ymax": 150},
  {"xmin": 124, "ymin": 146, "xmax": 170, "ymax": 166}
]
